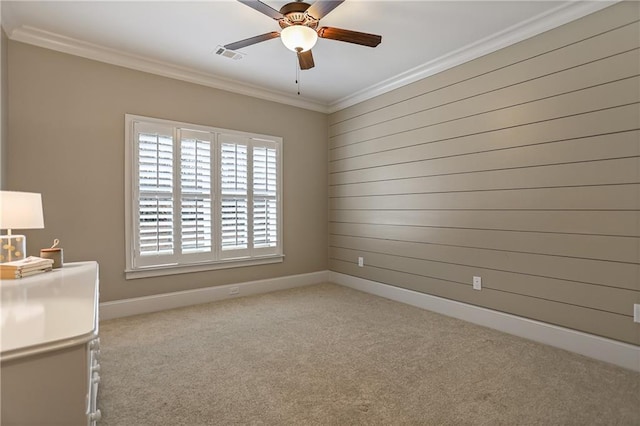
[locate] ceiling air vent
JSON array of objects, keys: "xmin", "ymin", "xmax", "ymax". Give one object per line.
[{"xmin": 215, "ymin": 46, "xmax": 244, "ymax": 60}]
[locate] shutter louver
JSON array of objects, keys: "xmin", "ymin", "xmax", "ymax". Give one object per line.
[
  {"xmin": 221, "ymin": 199, "xmax": 248, "ymax": 250},
  {"xmin": 253, "ymin": 198, "xmax": 277, "ymax": 248},
  {"xmin": 181, "ymin": 197, "xmax": 212, "ymax": 253},
  {"xmin": 137, "ymin": 131, "xmax": 174, "ymax": 256},
  {"xmin": 221, "ymin": 143, "xmax": 248, "ymax": 194},
  {"xmin": 139, "ymin": 196, "xmax": 174, "ymax": 254}
]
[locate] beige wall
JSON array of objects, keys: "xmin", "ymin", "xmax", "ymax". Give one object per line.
[
  {"xmin": 328, "ymin": 2, "xmax": 640, "ymax": 345},
  {"xmin": 1, "ymin": 27, "xmax": 7, "ymax": 188},
  {"xmin": 7, "ymin": 41, "xmax": 328, "ymax": 302}
]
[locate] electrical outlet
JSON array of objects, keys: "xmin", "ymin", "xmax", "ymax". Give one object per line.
[
  {"xmin": 229, "ymin": 286, "xmax": 239, "ymax": 295},
  {"xmin": 473, "ymin": 276, "xmax": 482, "ymax": 291},
  {"xmin": 634, "ymin": 304, "xmax": 640, "ymax": 323},
  {"xmin": 358, "ymin": 257, "xmax": 364, "ymax": 267}
]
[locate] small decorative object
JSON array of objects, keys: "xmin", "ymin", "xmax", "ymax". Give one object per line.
[
  {"xmin": 40, "ymin": 239, "xmax": 63, "ymax": 269},
  {"xmin": 0, "ymin": 191, "xmax": 45, "ymax": 263}
]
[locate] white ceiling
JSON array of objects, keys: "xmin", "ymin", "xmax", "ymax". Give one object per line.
[{"xmin": 1, "ymin": 1, "xmax": 616, "ymax": 112}]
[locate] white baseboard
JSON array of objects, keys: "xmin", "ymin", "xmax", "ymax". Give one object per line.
[
  {"xmin": 331, "ymin": 272, "xmax": 640, "ymax": 372},
  {"xmin": 100, "ymin": 270, "xmax": 331, "ymax": 321}
]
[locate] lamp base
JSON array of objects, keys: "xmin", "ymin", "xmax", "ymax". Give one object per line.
[{"xmin": 1, "ymin": 235, "xmax": 27, "ymax": 263}]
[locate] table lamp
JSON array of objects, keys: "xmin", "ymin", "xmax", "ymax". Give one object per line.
[{"xmin": 0, "ymin": 191, "xmax": 45, "ymax": 262}]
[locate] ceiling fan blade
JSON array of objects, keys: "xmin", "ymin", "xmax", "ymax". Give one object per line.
[
  {"xmin": 224, "ymin": 31, "xmax": 280, "ymax": 50},
  {"xmin": 318, "ymin": 27, "xmax": 382, "ymax": 47},
  {"xmin": 298, "ymin": 50, "xmax": 315, "ymax": 70},
  {"xmin": 237, "ymin": 0, "xmax": 284, "ymax": 20},
  {"xmin": 306, "ymin": 1, "xmax": 344, "ymax": 20}
]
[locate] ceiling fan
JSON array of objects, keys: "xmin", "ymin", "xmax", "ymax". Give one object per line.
[{"xmin": 224, "ymin": 0, "xmax": 382, "ymax": 70}]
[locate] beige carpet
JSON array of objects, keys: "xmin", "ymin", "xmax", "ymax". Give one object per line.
[{"xmin": 98, "ymin": 283, "xmax": 640, "ymax": 425}]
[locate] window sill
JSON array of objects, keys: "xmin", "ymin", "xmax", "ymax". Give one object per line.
[{"xmin": 125, "ymin": 255, "xmax": 284, "ymax": 280}]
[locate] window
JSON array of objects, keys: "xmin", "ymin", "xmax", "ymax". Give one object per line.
[{"xmin": 125, "ymin": 115, "xmax": 282, "ymax": 279}]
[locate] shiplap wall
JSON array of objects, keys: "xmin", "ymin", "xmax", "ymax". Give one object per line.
[{"xmin": 328, "ymin": 2, "xmax": 640, "ymax": 345}]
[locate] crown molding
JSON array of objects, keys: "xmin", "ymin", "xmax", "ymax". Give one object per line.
[
  {"xmin": 327, "ymin": 0, "xmax": 620, "ymax": 113},
  {"xmin": 3, "ymin": 1, "xmax": 619, "ymax": 115},
  {"xmin": 6, "ymin": 25, "xmax": 330, "ymax": 113}
]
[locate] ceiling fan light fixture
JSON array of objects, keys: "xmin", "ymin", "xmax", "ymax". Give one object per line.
[{"xmin": 280, "ymin": 25, "xmax": 318, "ymax": 52}]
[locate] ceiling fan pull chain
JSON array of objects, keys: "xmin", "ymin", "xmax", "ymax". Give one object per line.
[{"xmin": 296, "ymin": 55, "xmax": 301, "ymax": 95}]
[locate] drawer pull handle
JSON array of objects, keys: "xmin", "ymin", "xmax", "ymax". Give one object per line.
[{"xmin": 90, "ymin": 409, "xmax": 102, "ymax": 421}]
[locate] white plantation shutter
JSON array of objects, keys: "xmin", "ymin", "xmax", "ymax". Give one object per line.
[
  {"xmin": 179, "ymin": 130, "xmax": 213, "ymax": 259},
  {"xmin": 219, "ymin": 136, "xmax": 250, "ymax": 258},
  {"xmin": 253, "ymin": 142, "xmax": 278, "ymax": 253},
  {"xmin": 134, "ymin": 122, "xmax": 176, "ymax": 267},
  {"xmin": 218, "ymin": 137, "xmax": 280, "ymax": 258},
  {"xmin": 126, "ymin": 115, "xmax": 282, "ymax": 277}
]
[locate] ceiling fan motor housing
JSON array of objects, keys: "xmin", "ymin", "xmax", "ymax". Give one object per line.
[{"xmin": 278, "ymin": 1, "xmax": 318, "ymax": 29}]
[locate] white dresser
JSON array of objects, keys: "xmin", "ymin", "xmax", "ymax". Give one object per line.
[{"xmin": 1, "ymin": 261, "xmax": 101, "ymax": 425}]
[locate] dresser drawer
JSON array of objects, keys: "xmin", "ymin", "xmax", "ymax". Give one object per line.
[{"xmin": 1, "ymin": 343, "xmax": 91, "ymax": 425}]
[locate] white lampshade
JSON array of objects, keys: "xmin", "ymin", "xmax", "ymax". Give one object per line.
[
  {"xmin": 281, "ymin": 25, "xmax": 318, "ymax": 52},
  {"xmin": 0, "ymin": 191, "xmax": 45, "ymax": 231}
]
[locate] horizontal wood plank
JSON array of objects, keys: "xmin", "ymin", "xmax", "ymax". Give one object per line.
[
  {"xmin": 329, "ymin": 184, "xmax": 640, "ymax": 211},
  {"xmin": 331, "ymin": 127, "xmax": 639, "ymax": 176},
  {"xmin": 329, "ymin": 221, "xmax": 640, "ymax": 264},
  {"xmin": 329, "ymin": 208, "xmax": 639, "ymax": 237},
  {"xmin": 330, "ymin": 104, "xmax": 639, "ymax": 162},
  {"xmin": 330, "ymin": 132, "xmax": 639, "ymax": 185},
  {"xmin": 329, "ymin": 234, "xmax": 639, "ymax": 291},
  {"xmin": 330, "ymin": 157, "xmax": 640, "ymax": 197}
]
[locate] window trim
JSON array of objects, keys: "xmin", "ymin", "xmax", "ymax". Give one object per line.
[{"xmin": 124, "ymin": 114, "xmax": 283, "ymax": 280}]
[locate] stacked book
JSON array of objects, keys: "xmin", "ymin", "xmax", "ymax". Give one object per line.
[{"xmin": 0, "ymin": 256, "xmax": 55, "ymax": 279}]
